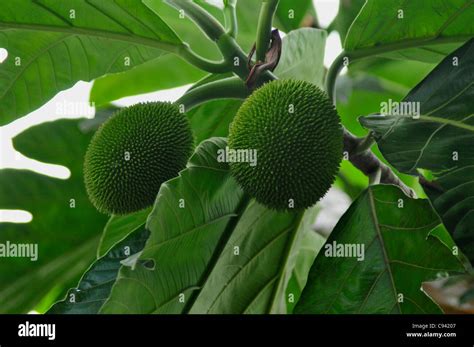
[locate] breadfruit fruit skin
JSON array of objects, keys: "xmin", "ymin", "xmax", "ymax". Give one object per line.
[
  {"xmin": 228, "ymin": 79, "xmax": 343, "ymax": 210},
  {"xmin": 84, "ymin": 102, "xmax": 193, "ymax": 215}
]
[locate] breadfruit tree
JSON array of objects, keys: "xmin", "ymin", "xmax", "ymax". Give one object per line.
[{"xmin": 0, "ymin": 0, "xmax": 473, "ymax": 315}]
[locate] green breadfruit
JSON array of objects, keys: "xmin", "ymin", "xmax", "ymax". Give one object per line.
[
  {"xmin": 228, "ymin": 79, "xmax": 343, "ymax": 210},
  {"xmin": 84, "ymin": 102, "xmax": 194, "ymax": 215}
]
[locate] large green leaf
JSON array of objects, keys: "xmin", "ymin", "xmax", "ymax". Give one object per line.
[
  {"xmin": 283, "ymin": 217, "xmax": 324, "ymax": 313},
  {"xmin": 344, "ymin": 0, "xmax": 474, "ymax": 62},
  {"xmin": 100, "ymin": 138, "xmax": 323, "ymax": 314},
  {"xmin": 88, "ymin": 0, "xmax": 236, "ymax": 106},
  {"xmin": 275, "ymin": 28, "xmax": 326, "ymax": 88},
  {"xmin": 47, "ymin": 227, "xmax": 149, "ymax": 314},
  {"xmin": 189, "ymin": 203, "xmax": 323, "ymax": 314},
  {"xmin": 295, "ymin": 185, "xmax": 465, "ymax": 314},
  {"xmin": 0, "ymin": 118, "xmax": 108, "ymax": 313},
  {"xmin": 0, "ymin": 0, "xmax": 183, "ymax": 125},
  {"xmin": 360, "ymin": 39, "xmax": 474, "ymax": 263}
]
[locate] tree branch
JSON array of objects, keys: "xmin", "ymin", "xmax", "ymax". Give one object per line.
[
  {"xmin": 343, "ymin": 130, "xmax": 416, "ymax": 197},
  {"xmin": 326, "ymin": 51, "xmax": 416, "ymax": 197}
]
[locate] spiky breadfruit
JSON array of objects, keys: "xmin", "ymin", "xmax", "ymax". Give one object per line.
[
  {"xmin": 84, "ymin": 102, "xmax": 193, "ymax": 215},
  {"xmin": 228, "ymin": 79, "xmax": 343, "ymax": 210}
]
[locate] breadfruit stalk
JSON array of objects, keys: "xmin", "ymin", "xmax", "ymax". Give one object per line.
[
  {"xmin": 255, "ymin": 0, "xmax": 280, "ymax": 62},
  {"xmin": 177, "ymin": 77, "xmax": 249, "ymax": 111},
  {"xmin": 224, "ymin": 0, "xmax": 238, "ymax": 37}
]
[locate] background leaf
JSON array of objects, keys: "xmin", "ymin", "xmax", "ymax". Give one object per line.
[
  {"xmin": 295, "ymin": 185, "xmax": 465, "ymax": 314},
  {"xmin": 0, "ymin": 118, "xmax": 108, "ymax": 313},
  {"xmin": 360, "ymin": 39, "xmax": 474, "ymax": 263},
  {"xmin": 90, "ymin": 56, "xmax": 206, "ymax": 107},
  {"xmin": 275, "ymin": 28, "xmax": 326, "ymax": 88},
  {"xmin": 329, "ymin": 0, "xmax": 365, "ymax": 42},
  {"xmin": 47, "ymin": 227, "xmax": 149, "ymax": 314}
]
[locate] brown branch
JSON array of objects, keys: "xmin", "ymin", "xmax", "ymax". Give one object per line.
[{"xmin": 343, "ymin": 130, "xmax": 416, "ymax": 198}]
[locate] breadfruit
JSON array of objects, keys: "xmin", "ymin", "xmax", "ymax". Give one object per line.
[
  {"xmin": 84, "ymin": 102, "xmax": 193, "ymax": 215},
  {"xmin": 228, "ymin": 79, "xmax": 343, "ymax": 210}
]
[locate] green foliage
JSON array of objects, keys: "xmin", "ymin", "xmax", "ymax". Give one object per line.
[
  {"xmin": 329, "ymin": 0, "xmax": 365, "ymax": 41},
  {"xmin": 100, "ymin": 138, "xmax": 323, "ymax": 314},
  {"xmin": 0, "ymin": 0, "xmax": 182, "ymax": 125},
  {"xmin": 0, "ymin": 0, "xmax": 471, "ymax": 315},
  {"xmin": 47, "ymin": 227, "xmax": 149, "ymax": 314},
  {"xmin": 295, "ymin": 185, "xmax": 465, "ymax": 314},
  {"xmin": 344, "ymin": 0, "xmax": 474, "ymax": 60},
  {"xmin": 84, "ymin": 102, "xmax": 194, "ymax": 215},
  {"xmin": 0, "ymin": 119, "xmax": 108, "ymax": 313},
  {"xmin": 274, "ymin": 28, "xmax": 327, "ymax": 88},
  {"xmin": 228, "ymin": 80, "xmax": 343, "ymax": 210}
]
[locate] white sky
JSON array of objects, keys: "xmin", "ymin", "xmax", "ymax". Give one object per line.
[{"xmin": 0, "ymin": 0, "xmax": 342, "ymax": 223}]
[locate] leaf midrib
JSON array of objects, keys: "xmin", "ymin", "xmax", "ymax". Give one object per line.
[
  {"xmin": 367, "ymin": 188, "xmax": 401, "ymax": 313},
  {"xmin": 348, "ymin": 35, "xmax": 473, "ymax": 62},
  {"xmin": 0, "ymin": 21, "xmax": 181, "ymax": 53},
  {"xmin": 370, "ymin": 113, "xmax": 474, "ymax": 134}
]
